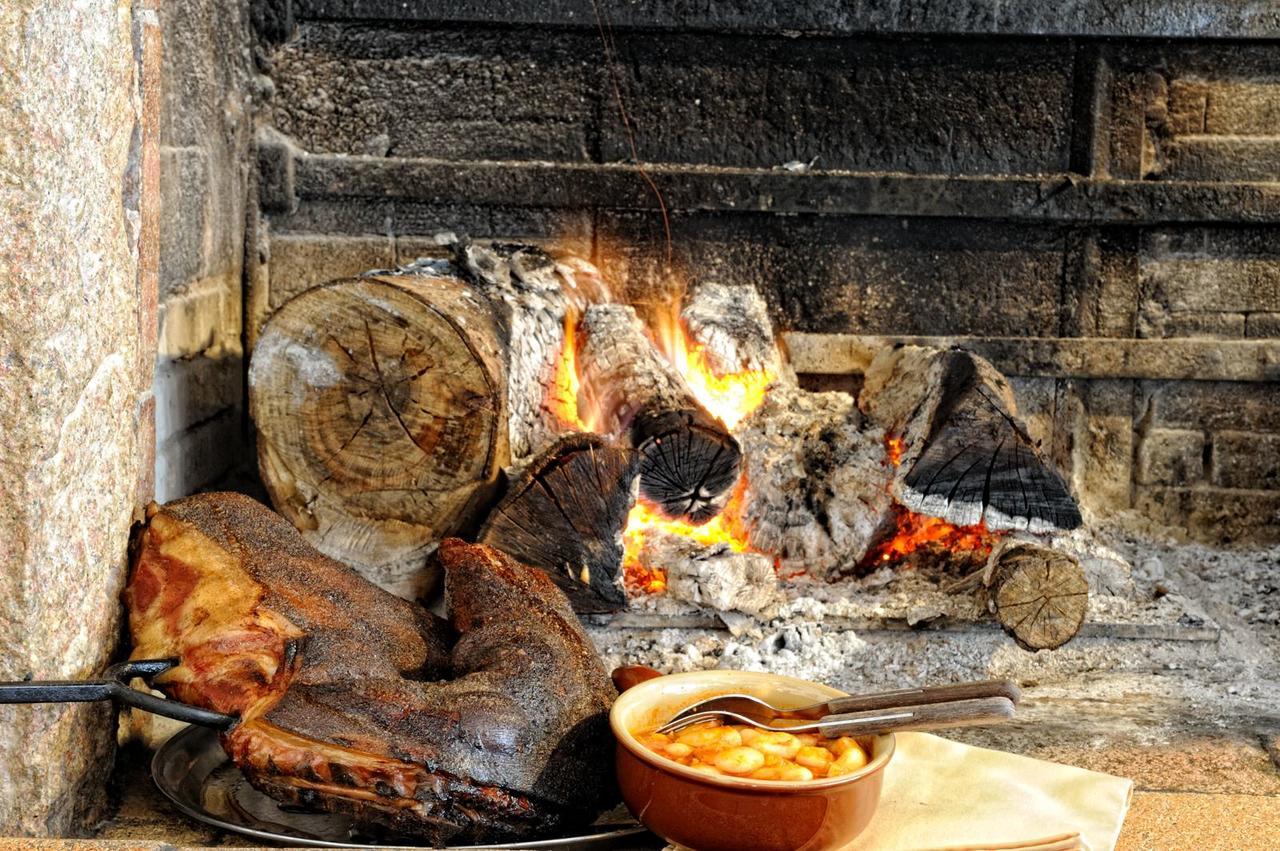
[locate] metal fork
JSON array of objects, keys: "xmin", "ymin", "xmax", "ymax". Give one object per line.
[
  {"xmin": 657, "ymin": 696, "xmax": 1017, "ymax": 738},
  {"xmin": 656, "ymin": 679, "xmax": 1020, "ymax": 737}
]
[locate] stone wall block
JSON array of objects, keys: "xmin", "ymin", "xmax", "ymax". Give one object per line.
[
  {"xmin": 268, "ymin": 233, "xmax": 396, "ymax": 310},
  {"xmin": 1212, "ymin": 431, "xmax": 1280, "ymax": 490},
  {"xmin": 1070, "ymin": 380, "xmax": 1135, "ymax": 514},
  {"xmin": 1143, "ymin": 380, "xmax": 1280, "ymax": 433},
  {"xmin": 159, "ymin": 145, "xmax": 211, "ymax": 289},
  {"xmin": 1246, "ymin": 313, "xmax": 1280, "ymax": 338},
  {"xmin": 1135, "ymin": 487, "xmax": 1280, "ymax": 545},
  {"xmin": 1137, "ymin": 428, "xmax": 1206, "ymax": 485}
]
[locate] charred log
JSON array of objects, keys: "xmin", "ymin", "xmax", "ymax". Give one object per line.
[
  {"xmin": 983, "ymin": 538, "xmax": 1088, "ymax": 650},
  {"xmin": 457, "ymin": 241, "xmax": 610, "ymax": 465},
  {"xmin": 680, "ymin": 281, "xmax": 792, "ymax": 381},
  {"xmin": 478, "ymin": 433, "xmax": 639, "ymax": 613},
  {"xmin": 634, "ymin": 527, "xmax": 781, "ymax": 619},
  {"xmin": 861, "ymin": 346, "xmax": 1082, "ymax": 534},
  {"xmin": 735, "ymin": 385, "xmax": 894, "ymax": 576},
  {"xmin": 576, "ymin": 304, "xmax": 741, "ymax": 523}
]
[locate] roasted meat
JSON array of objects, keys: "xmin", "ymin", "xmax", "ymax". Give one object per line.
[{"xmin": 126, "ymin": 492, "xmax": 616, "ymax": 845}]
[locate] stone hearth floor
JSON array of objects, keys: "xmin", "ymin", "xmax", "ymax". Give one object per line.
[{"xmin": 10, "ymin": 512, "xmax": 1280, "ymax": 849}]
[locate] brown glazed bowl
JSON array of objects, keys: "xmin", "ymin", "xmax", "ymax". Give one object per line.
[{"xmin": 611, "ymin": 670, "xmax": 894, "ymax": 851}]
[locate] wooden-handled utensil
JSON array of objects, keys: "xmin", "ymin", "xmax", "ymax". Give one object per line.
[{"xmin": 658, "ymin": 695, "xmax": 1016, "ymax": 738}]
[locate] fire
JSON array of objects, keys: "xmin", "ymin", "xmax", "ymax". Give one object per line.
[
  {"xmin": 622, "ymin": 479, "xmax": 757, "ymax": 594},
  {"xmin": 550, "ymin": 287, "xmax": 776, "ymax": 595},
  {"xmin": 551, "ymin": 310, "xmax": 592, "ymax": 431},
  {"xmin": 886, "ymin": 435, "xmax": 905, "ymax": 466},
  {"xmin": 651, "ymin": 301, "xmax": 773, "ymax": 431},
  {"xmin": 864, "ymin": 506, "xmax": 998, "ymax": 568}
]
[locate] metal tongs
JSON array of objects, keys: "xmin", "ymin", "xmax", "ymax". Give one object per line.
[{"xmin": 657, "ymin": 678, "xmax": 1021, "ymax": 737}]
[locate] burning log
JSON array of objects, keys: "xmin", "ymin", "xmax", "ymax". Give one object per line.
[
  {"xmin": 249, "ymin": 268, "xmax": 509, "ymax": 596},
  {"xmin": 633, "ymin": 526, "xmax": 781, "ymax": 619},
  {"xmin": 861, "ymin": 346, "xmax": 1082, "ymax": 534},
  {"xmin": 456, "ymin": 242, "xmax": 609, "ymax": 464},
  {"xmin": 735, "ymin": 386, "xmax": 893, "ymax": 576},
  {"xmin": 478, "ymin": 433, "xmax": 639, "ymax": 613},
  {"xmin": 677, "ymin": 282, "xmax": 892, "ymax": 575},
  {"xmin": 679, "ymin": 281, "xmax": 792, "ymax": 382},
  {"xmin": 982, "ymin": 538, "xmax": 1089, "ymax": 650},
  {"xmin": 576, "ymin": 304, "xmax": 742, "ymax": 523}
]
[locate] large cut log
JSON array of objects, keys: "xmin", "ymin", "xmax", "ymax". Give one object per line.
[
  {"xmin": 249, "ymin": 269, "xmax": 509, "ymax": 597},
  {"xmin": 576, "ymin": 304, "xmax": 742, "ymax": 523},
  {"xmin": 982, "ymin": 538, "xmax": 1088, "ymax": 650},
  {"xmin": 478, "ymin": 433, "xmax": 640, "ymax": 613},
  {"xmin": 250, "ymin": 242, "xmax": 612, "ymax": 594},
  {"xmin": 860, "ymin": 346, "xmax": 1082, "ymax": 534}
]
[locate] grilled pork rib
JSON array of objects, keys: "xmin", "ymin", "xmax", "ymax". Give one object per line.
[{"xmin": 126, "ymin": 493, "xmax": 616, "ymax": 845}]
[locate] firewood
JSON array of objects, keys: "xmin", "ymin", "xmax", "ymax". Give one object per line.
[
  {"xmin": 478, "ymin": 432, "xmax": 639, "ymax": 613},
  {"xmin": 634, "ymin": 527, "xmax": 781, "ymax": 619},
  {"xmin": 680, "ymin": 281, "xmax": 793, "ymax": 382},
  {"xmin": 677, "ymin": 283, "xmax": 893, "ymax": 575},
  {"xmin": 456, "ymin": 242, "xmax": 610, "ymax": 466},
  {"xmin": 861, "ymin": 346, "xmax": 1082, "ymax": 534},
  {"xmin": 735, "ymin": 384, "xmax": 894, "ymax": 576},
  {"xmin": 250, "ymin": 242, "xmax": 612, "ymax": 593},
  {"xmin": 983, "ymin": 538, "xmax": 1088, "ymax": 650},
  {"xmin": 575, "ymin": 304, "xmax": 742, "ymax": 523},
  {"xmin": 249, "ymin": 269, "xmax": 509, "ymax": 597}
]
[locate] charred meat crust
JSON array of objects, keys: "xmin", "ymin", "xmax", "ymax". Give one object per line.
[{"xmin": 126, "ymin": 492, "xmax": 616, "ymax": 845}]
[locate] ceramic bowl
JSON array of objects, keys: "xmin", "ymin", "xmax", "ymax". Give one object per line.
[{"xmin": 611, "ymin": 670, "xmax": 894, "ymax": 851}]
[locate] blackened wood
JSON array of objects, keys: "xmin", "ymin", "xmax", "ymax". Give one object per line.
[
  {"xmin": 983, "ymin": 539, "xmax": 1088, "ymax": 650},
  {"xmin": 863, "ymin": 346, "xmax": 1081, "ymax": 534},
  {"xmin": 478, "ymin": 432, "xmax": 639, "ymax": 612},
  {"xmin": 903, "ymin": 350, "xmax": 1082, "ymax": 532},
  {"xmin": 576, "ymin": 305, "xmax": 741, "ymax": 523}
]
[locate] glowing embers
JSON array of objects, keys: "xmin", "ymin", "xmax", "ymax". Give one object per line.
[
  {"xmin": 622, "ymin": 479, "xmax": 759, "ymax": 594},
  {"xmin": 862, "ymin": 504, "xmax": 1001, "ymax": 571}
]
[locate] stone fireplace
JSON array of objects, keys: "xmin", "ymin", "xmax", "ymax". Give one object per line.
[{"xmin": 1, "ymin": 1, "xmax": 1278, "ymax": 845}]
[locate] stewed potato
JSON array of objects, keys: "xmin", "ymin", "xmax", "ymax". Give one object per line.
[{"xmin": 636, "ymin": 720, "xmax": 870, "ymax": 781}]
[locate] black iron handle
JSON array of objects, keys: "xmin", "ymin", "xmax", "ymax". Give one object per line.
[{"xmin": 0, "ymin": 658, "xmax": 238, "ymax": 730}]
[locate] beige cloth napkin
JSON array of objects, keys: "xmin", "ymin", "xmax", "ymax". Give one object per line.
[{"xmin": 847, "ymin": 732, "xmax": 1133, "ymax": 851}]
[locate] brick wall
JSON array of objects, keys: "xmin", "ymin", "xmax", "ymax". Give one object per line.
[{"xmin": 247, "ymin": 2, "xmax": 1280, "ymax": 543}]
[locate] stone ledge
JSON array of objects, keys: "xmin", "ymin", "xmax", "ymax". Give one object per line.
[
  {"xmin": 284, "ymin": 154, "xmax": 1280, "ymax": 225},
  {"xmin": 785, "ymin": 333, "xmax": 1280, "ymax": 382},
  {"xmin": 294, "ymin": 0, "xmax": 1280, "ymax": 40},
  {"xmin": 1118, "ymin": 792, "xmax": 1280, "ymax": 850}
]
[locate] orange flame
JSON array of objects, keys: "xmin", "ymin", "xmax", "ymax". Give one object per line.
[
  {"xmin": 651, "ymin": 300, "xmax": 773, "ymax": 431},
  {"xmin": 549, "ymin": 288, "xmax": 776, "ymax": 595},
  {"xmin": 864, "ymin": 506, "xmax": 999, "ymax": 568},
  {"xmin": 886, "ymin": 435, "xmax": 905, "ymax": 466},
  {"xmin": 623, "ymin": 479, "xmax": 757, "ymax": 594}
]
